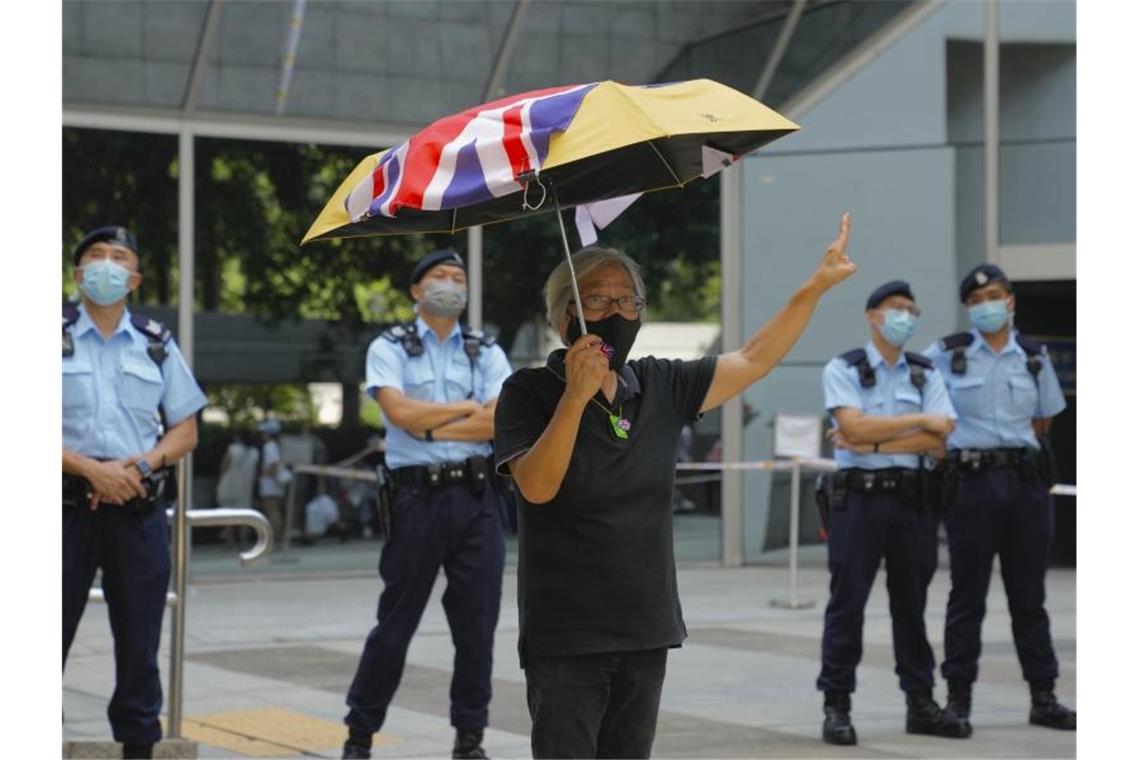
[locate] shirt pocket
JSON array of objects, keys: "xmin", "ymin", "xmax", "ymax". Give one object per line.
[
  {"xmin": 446, "ymin": 352, "xmax": 477, "ymax": 400},
  {"xmin": 895, "ymin": 386, "xmax": 923, "ymax": 414},
  {"xmin": 1008, "ymin": 373, "xmax": 1039, "ymax": 419},
  {"xmin": 62, "ymin": 359, "xmax": 95, "ymax": 413},
  {"xmin": 860, "ymin": 387, "xmax": 886, "ymax": 416},
  {"xmin": 119, "ymin": 359, "xmax": 164, "ymax": 421},
  {"xmin": 947, "ymin": 375, "xmax": 987, "ymax": 418},
  {"xmin": 402, "ymin": 360, "xmax": 436, "ymax": 402}
]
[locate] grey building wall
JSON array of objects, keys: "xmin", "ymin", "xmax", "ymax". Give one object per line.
[{"xmin": 734, "ymin": 0, "xmax": 1075, "ymax": 561}]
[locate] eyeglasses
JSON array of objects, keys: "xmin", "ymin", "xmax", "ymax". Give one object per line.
[{"xmin": 577, "ymin": 294, "xmax": 646, "ymax": 313}]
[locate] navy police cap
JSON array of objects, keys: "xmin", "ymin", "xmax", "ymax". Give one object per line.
[
  {"xmin": 411, "ymin": 249, "xmax": 465, "ymax": 284},
  {"xmin": 865, "ymin": 280, "xmax": 915, "ymax": 310},
  {"xmin": 959, "ymin": 263, "xmax": 1010, "ymax": 302},
  {"xmin": 73, "ymin": 225, "xmax": 138, "ymax": 265}
]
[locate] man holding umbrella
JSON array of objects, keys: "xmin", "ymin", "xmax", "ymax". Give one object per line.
[
  {"xmin": 342, "ymin": 249, "xmax": 513, "ymax": 760},
  {"xmin": 494, "ymin": 214, "xmax": 856, "ymax": 758}
]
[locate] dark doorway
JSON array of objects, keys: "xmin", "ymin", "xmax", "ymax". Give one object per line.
[{"xmin": 1012, "ymin": 279, "xmax": 1076, "ymax": 567}]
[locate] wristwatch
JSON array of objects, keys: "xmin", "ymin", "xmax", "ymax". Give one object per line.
[
  {"xmin": 872, "ymin": 442, "xmax": 880, "ymax": 453},
  {"xmin": 135, "ymin": 458, "xmax": 154, "ymax": 482},
  {"xmin": 424, "ymin": 429, "xmax": 435, "ymax": 442}
]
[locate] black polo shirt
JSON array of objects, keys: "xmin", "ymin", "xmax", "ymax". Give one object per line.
[{"xmin": 494, "ymin": 349, "xmax": 717, "ymax": 666}]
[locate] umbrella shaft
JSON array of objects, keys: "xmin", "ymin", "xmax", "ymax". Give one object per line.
[{"xmin": 552, "ymin": 188, "xmax": 589, "ymax": 338}]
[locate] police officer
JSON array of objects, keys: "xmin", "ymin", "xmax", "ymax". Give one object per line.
[
  {"xmin": 923, "ymin": 263, "xmax": 1075, "ymax": 735},
  {"xmin": 342, "ymin": 250, "xmax": 513, "ymax": 760},
  {"xmin": 62, "ymin": 226, "xmax": 206, "ymax": 760},
  {"xmin": 818, "ymin": 280, "xmax": 958, "ymax": 745}
]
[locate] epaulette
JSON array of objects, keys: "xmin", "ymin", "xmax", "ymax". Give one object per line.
[
  {"xmin": 839, "ymin": 348, "xmax": 875, "ymax": 389},
  {"xmin": 904, "ymin": 352, "xmax": 933, "ymax": 369},
  {"xmin": 1014, "ymin": 334, "xmax": 1046, "ymax": 355},
  {"xmin": 904, "ymin": 352, "xmax": 930, "ymax": 392},
  {"xmin": 940, "ymin": 331, "xmax": 974, "ymax": 375},
  {"xmin": 938, "ymin": 332, "xmax": 975, "ymax": 351},
  {"xmin": 130, "ymin": 314, "xmax": 172, "ymax": 344},
  {"xmin": 129, "ymin": 313, "xmax": 171, "ymax": 367},
  {"xmin": 381, "ymin": 322, "xmax": 424, "ymax": 357},
  {"xmin": 461, "ymin": 326, "xmax": 496, "ymax": 349},
  {"xmin": 62, "ymin": 303, "xmax": 80, "ymax": 358},
  {"xmin": 1015, "ymin": 334, "xmax": 1046, "ymax": 381}
]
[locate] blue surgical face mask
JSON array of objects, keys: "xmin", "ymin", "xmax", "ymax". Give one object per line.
[
  {"xmin": 968, "ymin": 299, "xmax": 1011, "ymax": 334},
  {"xmin": 877, "ymin": 309, "xmax": 917, "ymax": 347},
  {"xmin": 79, "ymin": 258, "xmax": 133, "ymax": 306}
]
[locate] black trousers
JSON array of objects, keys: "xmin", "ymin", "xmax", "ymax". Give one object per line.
[
  {"xmin": 941, "ymin": 468, "xmax": 1058, "ymax": 685},
  {"xmin": 345, "ymin": 482, "xmax": 506, "ymax": 733},
  {"xmin": 63, "ymin": 502, "xmax": 171, "ymax": 745},
  {"xmin": 817, "ymin": 487, "xmax": 938, "ymax": 695},
  {"xmin": 525, "ymin": 648, "xmax": 667, "ymax": 759}
]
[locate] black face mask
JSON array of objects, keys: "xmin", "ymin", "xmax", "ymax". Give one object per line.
[{"xmin": 566, "ymin": 311, "xmax": 642, "ymax": 371}]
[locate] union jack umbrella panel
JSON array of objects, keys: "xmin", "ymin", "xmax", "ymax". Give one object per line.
[{"xmin": 303, "ymin": 78, "xmax": 799, "ymax": 243}]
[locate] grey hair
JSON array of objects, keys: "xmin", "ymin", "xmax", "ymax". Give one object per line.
[{"xmin": 543, "ymin": 246, "xmax": 647, "ymax": 333}]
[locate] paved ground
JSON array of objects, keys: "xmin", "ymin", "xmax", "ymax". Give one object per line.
[{"xmin": 64, "ymin": 519, "xmax": 1076, "ymax": 759}]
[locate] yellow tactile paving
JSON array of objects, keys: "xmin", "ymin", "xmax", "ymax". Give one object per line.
[{"xmin": 166, "ymin": 708, "xmax": 400, "ymax": 757}]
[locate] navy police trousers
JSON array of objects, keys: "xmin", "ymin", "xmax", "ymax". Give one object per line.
[
  {"xmin": 345, "ymin": 481, "xmax": 506, "ymax": 733},
  {"xmin": 942, "ymin": 469, "xmax": 1058, "ymax": 685},
  {"xmin": 63, "ymin": 502, "xmax": 171, "ymax": 745},
  {"xmin": 818, "ymin": 488, "xmax": 938, "ymax": 694}
]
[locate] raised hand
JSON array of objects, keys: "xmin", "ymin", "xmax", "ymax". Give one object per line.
[{"xmin": 812, "ymin": 212, "xmax": 857, "ymax": 291}]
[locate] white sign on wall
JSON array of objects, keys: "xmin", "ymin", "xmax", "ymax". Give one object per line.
[{"xmin": 773, "ymin": 413, "xmax": 822, "ymax": 459}]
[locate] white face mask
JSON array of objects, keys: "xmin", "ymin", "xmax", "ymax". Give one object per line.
[{"xmin": 419, "ymin": 279, "xmax": 468, "ymax": 317}]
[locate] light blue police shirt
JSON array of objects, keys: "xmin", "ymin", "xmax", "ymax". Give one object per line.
[
  {"xmin": 823, "ymin": 341, "xmax": 957, "ymax": 470},
  {"xmin": 922, "ymin": 327, "xmax": 1066, "ymax": 451},
  {"xmin": 366, "ymin": 317, "xmax": 513, "ymax": 469},
  {"xmin": 62, "ymin": 304, "xmax": 207, "ymax": 460}
]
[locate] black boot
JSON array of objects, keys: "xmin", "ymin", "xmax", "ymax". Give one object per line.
[
  {"xmin": 343, "ymin": 727, "xmax": 373, "ymax": 759},
  {"xmin": 938, "ymin": 680, "xmax": 973, "ymax": 738},
  {"xmin": 905, "ymin": 688, "xmax": 945, "ymax": 736},
  {"xmin": 1029, "ymin": 681, "xmax": 1076, "ymax": 730},
  {"xmin": 822, "ymin": 690, "xmax": 857, "ymax": 746},
  {"xmin": 121, "ymin": 743, "xmax": 154, "ymax": 760},
  {"xmin": 453, "ymin": 727, "xmax": 489, "ymax": 759}
]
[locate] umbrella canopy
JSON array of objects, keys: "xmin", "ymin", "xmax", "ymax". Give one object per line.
[{"xmin": 302, "ymin": 78, "xmax": 798, "ymax": 244}]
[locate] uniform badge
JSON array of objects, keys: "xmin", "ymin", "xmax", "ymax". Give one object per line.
[{"xmin": 975, "ymin": 271, "xmax": 987, "ymax": 285}]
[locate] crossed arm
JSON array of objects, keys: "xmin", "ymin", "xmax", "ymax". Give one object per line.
[
  {"xmin": 829, "ymin": 407, "xmax": 951, "ymax": 456},
  {"xmin": 373, "ymin": 387, "xmax": 496, "ymax": 442}
]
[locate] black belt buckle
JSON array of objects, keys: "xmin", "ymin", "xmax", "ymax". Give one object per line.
[
  {"xmin": 860, "ymin": 472, "xmax": 875, "ymax": 493},
  {"xmin": 878, "ymin": 472, "xmax": 900, "ymax": 492},
  {"xmin": 443, "ymin": 462, "xmax": 467, "ymax": 485}
]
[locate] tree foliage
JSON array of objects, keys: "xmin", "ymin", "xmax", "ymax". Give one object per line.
[{"xmin": 63, "ymin": 127, "xmax": 721, "ymax": 354}]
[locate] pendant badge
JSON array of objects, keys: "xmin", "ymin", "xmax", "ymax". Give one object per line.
[{"xmin": 608, "ymin": 413, "xmax": 631, "ymax": 440}]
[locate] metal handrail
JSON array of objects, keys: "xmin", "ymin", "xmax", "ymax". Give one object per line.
[
  {"xmin": 280, "ymin": 462, "xmax": 382, "ymax": 553},
  {"xmin": 676, "ymin": 457, "xmax": 1076, "ymax": 609},
  {"xmin": 86, "ymin": 507, "xmax": 273, "ymax": 605}
]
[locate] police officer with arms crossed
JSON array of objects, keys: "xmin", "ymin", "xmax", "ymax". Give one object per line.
[
  {"xmin": 342, "ymin": 250, "xmax": 513, "ymax": 760},
  {"xmin": 923, "ymin": 263, "xmax": 1075, "ymax": 735},
  {"xmin": 62, "ymin": 226, "xmax": 207, "ymax": 760},
  {"xmin": 819, "ymin": 280, "xmax": 958, "ymax": 746}
]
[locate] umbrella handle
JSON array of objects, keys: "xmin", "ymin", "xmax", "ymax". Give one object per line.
[{"xmin": 551, "ymin": 187, "xmax": 589, "ymax": 338}]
